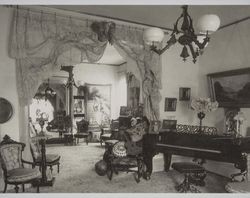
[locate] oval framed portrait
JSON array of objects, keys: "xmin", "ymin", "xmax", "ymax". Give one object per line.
[{"xmin": 0, "ymin": 98, "xmax": 13, "ymax": 124}]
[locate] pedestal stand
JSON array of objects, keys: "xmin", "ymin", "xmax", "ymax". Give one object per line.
[{"xmin": 32, "ymin": 125, "xmax": 55, "ymax": 187}]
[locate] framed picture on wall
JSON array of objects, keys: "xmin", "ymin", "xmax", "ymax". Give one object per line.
[
  {"xmin": 179, "ymin": 87, "xmax": 191, "ymax": 101},
  {"xmin": 207, "ymin": 68, "xmax": 250, "ymax": 108},
  {"xmin": 164, "ymin": 98, "xmax": 177, "ymax": 111},
  {"xmin": 120, "ymin": 106, "xmax": 131, "ymax": 116}
]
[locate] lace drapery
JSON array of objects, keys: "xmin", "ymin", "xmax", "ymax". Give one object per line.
[
  {"xmin": 113, "ymin": 27, "xmax": 162, "ymax": 120},
  {"xmin": 9, "ymin": 8, "xmax": 162, "ymax": 121},
  {"xmin": 9, "ymin": 9, "xmax": 108, "ymax": 106}
]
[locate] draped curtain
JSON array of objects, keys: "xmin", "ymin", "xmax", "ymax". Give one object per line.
[{"xmin": 9, "ymin": 8, "xmax": 162, "ymax": 121}]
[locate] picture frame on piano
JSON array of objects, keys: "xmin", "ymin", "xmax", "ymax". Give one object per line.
[
  {"xmin": 149, "ymin": 120, "xmax": 161, "ymax": 134},
  {"xmin": 161, "ymin": 119, "xmax": 177, "ymax": 132}
]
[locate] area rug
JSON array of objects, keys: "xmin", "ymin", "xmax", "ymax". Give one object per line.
[{"xmin": 5, "ymin": 143, "xmax": 229, "ymax": 193}]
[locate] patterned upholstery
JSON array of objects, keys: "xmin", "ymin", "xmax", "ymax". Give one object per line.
[
  {"xmin": 36, "ymin": 154, "xmax": 60, "ymax": 163},
  {"xmin": 112, "ymin": 141, "xmax": 127, "ymax": 158},
  {"xmin": 29, "ymin": 138, "xmax": 60, "ymax": 174},
  {"xmin": 30, "ymin": 141, "xmax": 40, "ymax": 159},
  {"xmin": 0, "ymin": 144, "xmax": 22, "ymax": 171},
  {"xmin": 0, "ymin": 135, "xmax": 41, "ymax": 193},
  {"xmin": 7, "ymin": 168, "xmax": 41, "ymax": 183}
]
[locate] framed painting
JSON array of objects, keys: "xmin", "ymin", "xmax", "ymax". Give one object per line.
[
  {"xmin": 207, "ymin": 68, "xmax": 250, "ymax": 108},
  {"xmin": 164, "ymin": 98, "xmax": 177, "ymax": 111},
  {"xmin": 179, "ymin": 87, "xmax": 191, "ymax": 101},
  {"xmin": 120, "ymin": 106, "xmax": 131, "ymax": 116},
  {"xmin": 73, "ymin": 95, "xmax": 85, "ymax": 117},
  {"xmin": 85, "ymin": 83, "xmax": 111, "ymax": 126}
]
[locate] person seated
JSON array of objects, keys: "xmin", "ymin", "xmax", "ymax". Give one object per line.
[{"xmin": 124, "ymin": 116, "xmax": 149, "ymax": 157}]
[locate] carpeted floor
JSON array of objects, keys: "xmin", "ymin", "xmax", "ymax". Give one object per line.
[{"xmin": 6, "ymin": 142, "xmax": 229, "ymax": 193}]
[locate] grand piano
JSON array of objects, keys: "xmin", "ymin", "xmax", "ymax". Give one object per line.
[{"xmin": 143, "ymin": 124, "xmax": 250, "ymax": 181}]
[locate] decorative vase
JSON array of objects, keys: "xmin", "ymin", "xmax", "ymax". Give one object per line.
[{"xmin": 197, "ymin": 112, "xmax": 205, "ymax": 133}]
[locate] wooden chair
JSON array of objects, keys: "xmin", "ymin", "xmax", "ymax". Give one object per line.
[
  {"xmin": 29, "ymin": 139, "xmax": 60, "ymax": 173},
  {"xmin": 100, "ymin": 119, "xmax": 120, "ymax": 146},
  {"xmin": 104, "ymin": 132, "xmax": 145, "ymax": 183},
  {"xmin": 0, "ymin": 135, "xmax": 41, "ymax": 193},
  {"xmin": 75, "ymin": 119, "xmax": 91, "ymax": 144},
  {"xmin": 104, "ymin": 117, "xmax": 149, "ymax": 183},
  {"xmin": 28, "ymin": 121, "xmax": 61, "ymax": 173}
]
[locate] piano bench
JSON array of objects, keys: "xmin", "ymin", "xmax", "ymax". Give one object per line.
[{"xmin": 172, "ymin": 162, "xmax": 206, "ymax": 193}]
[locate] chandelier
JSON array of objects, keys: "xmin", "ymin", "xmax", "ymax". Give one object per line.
[
  {"xmin": 143, "ymin": 5, "xmax": 220, "ymax": 63},
  {"xmin": 44, "ymin": 78, "xmax": 56, "ymax": 100}
]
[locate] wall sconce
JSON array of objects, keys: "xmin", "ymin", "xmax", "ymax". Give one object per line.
[{"xmin": 143, "ymin": 5, "xmax": 220, "ymax": 63}]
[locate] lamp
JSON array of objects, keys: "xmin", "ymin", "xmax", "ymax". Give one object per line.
[{"xmin": 143, "ymin": 5, "xmax": 220, "ymax": 63}]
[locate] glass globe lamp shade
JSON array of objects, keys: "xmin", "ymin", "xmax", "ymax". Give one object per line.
[
  {"xmin": 143, "ymin": 27, "xmax": 165, "ymax": 45},
  {"xmin": 197, "ymin": 14, "xmax": 220, "ymax": 34}
]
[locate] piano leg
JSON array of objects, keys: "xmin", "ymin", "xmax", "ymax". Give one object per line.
[
  {"xmin": 231, "ymin": 153, "xmax": 248, "ymax": 182},
  {"xmin": 143, "ymin": 152, "xmax": 154, "ymax": 179},
  {"xmin": 163, "ymin": 153, "xmax": 172, "ymax": 172}
]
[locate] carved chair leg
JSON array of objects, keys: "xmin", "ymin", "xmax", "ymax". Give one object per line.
[
  {"xmin": 3, "ymin": 183, "xmax": 7, "ymax": 193},
  {"xmin": 37, "ymin": 184, "xmax": 40, "ymax": 193},
  {"xmin": 22, "ymin": 184, "xmax": 25, "ymax": 192},
  {"xmin": 14, "ymin": 185, "xmax": 19, "ymax": 193}
]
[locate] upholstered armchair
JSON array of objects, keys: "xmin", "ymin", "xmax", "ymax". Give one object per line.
[{"xmin": 0, "ymin": 135, "xmax": 41, "ymax": 193}]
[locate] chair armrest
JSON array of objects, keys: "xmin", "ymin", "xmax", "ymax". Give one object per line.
[
  {"xmin": 100, "ymin": 128, "xmax": 104, "ymax": 136},
  {"xmin": 22, "ymin": 159, "xmax": 36, "ymax": 168}
]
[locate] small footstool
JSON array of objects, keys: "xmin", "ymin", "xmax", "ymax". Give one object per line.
[{"xmin": 172, "ymin": 162, "xmax": 206, "ymax": 193}]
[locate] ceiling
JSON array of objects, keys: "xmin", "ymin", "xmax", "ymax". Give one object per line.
[{"xmin": 45, "ymin": 5, "xmax": 250, "ymax": 66}]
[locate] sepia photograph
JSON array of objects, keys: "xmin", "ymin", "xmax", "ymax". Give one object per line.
[{"xmin": 0, "ymin": 0, "xmax": 250, "ymax": 195}]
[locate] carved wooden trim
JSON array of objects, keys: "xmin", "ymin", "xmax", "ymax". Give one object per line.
[{"xmin": 176, "ymin": 124, "xmax": 218, "ymax": 136}]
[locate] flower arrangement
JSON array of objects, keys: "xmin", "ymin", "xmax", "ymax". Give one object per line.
[
  {"xmin": 191, "ymin": 98, "xmax": 218, "ymax": 113},
  {"xmin": 191, "ymin": 98, "xmax": 218, "ymax": 133}
]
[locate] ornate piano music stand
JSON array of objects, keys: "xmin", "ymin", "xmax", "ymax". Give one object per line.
[{"xmin": 32, "ymin": 119, "xmax": 55, "ymax": 186}]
